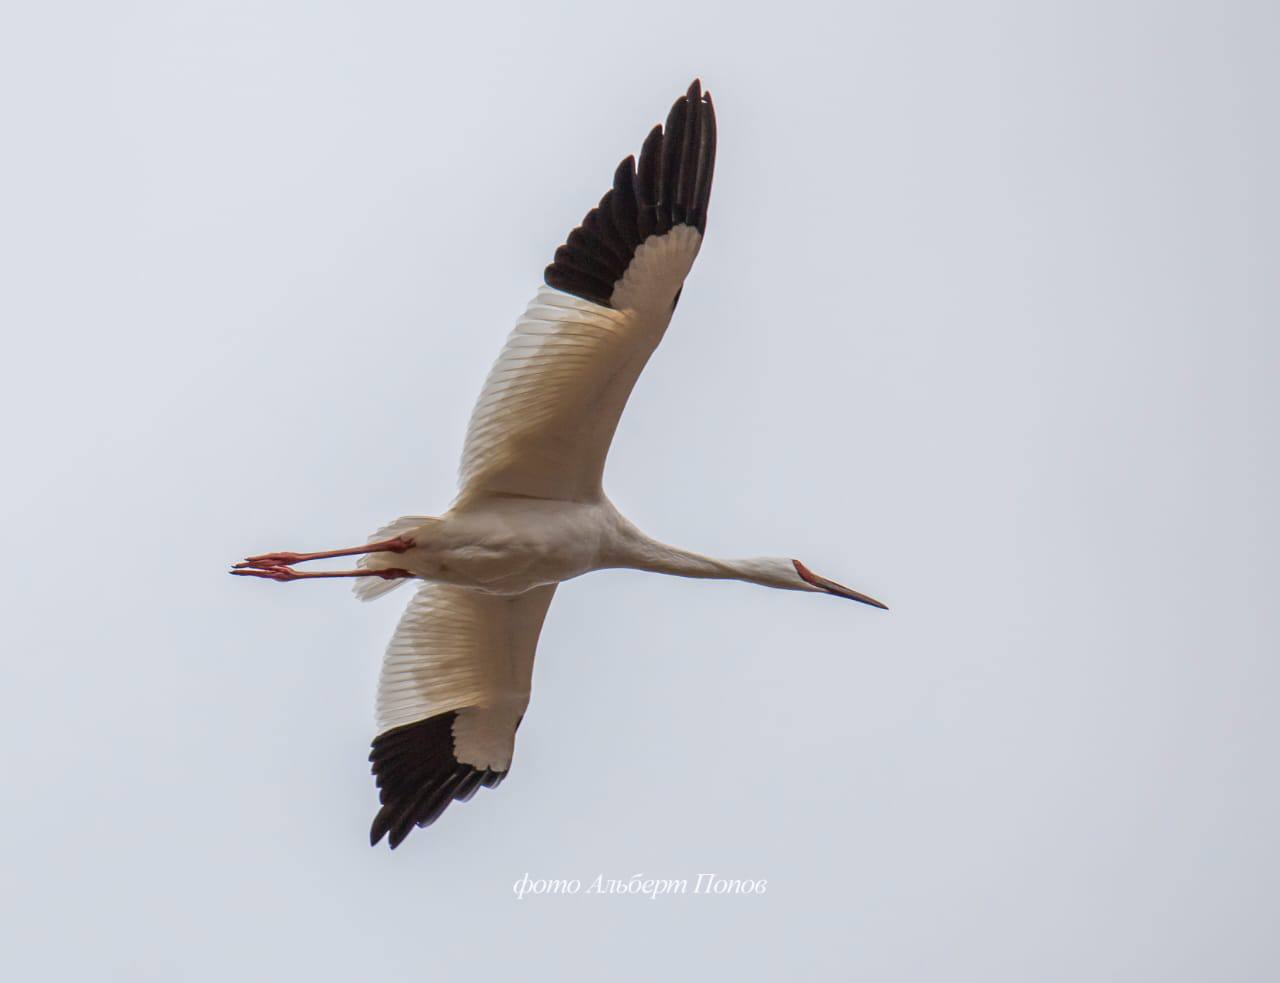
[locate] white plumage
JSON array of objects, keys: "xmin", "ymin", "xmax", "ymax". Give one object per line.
[
  {"xmin": 377, "ymin": 583, "xmax": 556, "ymax": 769},
  {"xmin": 233, "ymin": 80, "xmax": 886, "ymax": 848},
  {"xmin": 457, "ymin": 229, "xmax": 697, "ymax": 504}
]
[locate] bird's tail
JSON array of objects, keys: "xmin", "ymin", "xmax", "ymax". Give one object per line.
[{"xmin": 353, "ymin": 515, "xmax": 433, "ymax": 602}]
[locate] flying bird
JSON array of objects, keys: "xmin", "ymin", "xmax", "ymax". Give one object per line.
[{"xmin": 233, "ymin": 80, "xmax": 886, "ymax": 849}]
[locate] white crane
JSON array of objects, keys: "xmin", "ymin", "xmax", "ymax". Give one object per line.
[{"xmin": 232, "ymin": 80, "xmax": 887, "ymax": 849}]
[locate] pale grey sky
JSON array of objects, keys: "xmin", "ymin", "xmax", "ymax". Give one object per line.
[{"xmin": 2, "ymin": 1, "xmax": 1277, "ymax": 980}]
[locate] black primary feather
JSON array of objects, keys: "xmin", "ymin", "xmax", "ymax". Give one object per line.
[{"xmin": 543, "ymin": 80, "xmax": 717, "ymax": 309}]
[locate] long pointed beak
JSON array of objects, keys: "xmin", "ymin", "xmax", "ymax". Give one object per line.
[{"xmin": 793, "ymin": 560, "xmax": 888, "ymax": 610}]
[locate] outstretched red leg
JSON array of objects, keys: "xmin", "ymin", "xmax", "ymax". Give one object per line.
[
  {"xmin": 233, "ymin": 536, "xmax": 413, "ymax": 571},
  {"xmin": 230, "ymin": 566, "xmax": 412, "ymax": 583}
]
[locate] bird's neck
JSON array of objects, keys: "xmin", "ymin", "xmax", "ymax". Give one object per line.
[
  {"xmin": 622, "ymin": 538, "xmax": 733, "ymax": 579},
  {"xmin": 613, "ymin": 532, "xmax": 795, "ymax": 591}
]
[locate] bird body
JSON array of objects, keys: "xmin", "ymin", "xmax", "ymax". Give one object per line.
[
  {"xmin": 233, "ymin": 80, "xmax": 886, "ymax": 848},
  {"xmin": 361, "ymin": 498, "xmax": 620, "ymax": 596}
]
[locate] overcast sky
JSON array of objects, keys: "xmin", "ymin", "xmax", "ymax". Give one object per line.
[{"xmin": 2, "ymin": 1, "xmax": 1276, "ymax": 979}]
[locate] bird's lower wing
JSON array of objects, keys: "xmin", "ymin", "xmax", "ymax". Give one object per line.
[
  {"xmin": 370, "ymin": 582, "xmax": 556, "ymax": 848},
  {"xmin": 456, "ymin": 80, "xmax": 716, "ymax": 505}
]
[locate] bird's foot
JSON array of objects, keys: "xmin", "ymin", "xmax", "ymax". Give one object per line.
[
  {"xmin": 233, "ymin": 552, "xmax": 306, "ymax": 569},
  {"xmin": 230, "ymin": 565, "xmax": 302, "ymax": 582}
]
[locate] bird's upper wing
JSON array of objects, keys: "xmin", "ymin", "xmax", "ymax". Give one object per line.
[
  {"xmin": 456, "ymin": 80, "xmax": 716, "ymax": 505},
  {"xmin": 369, "ymin": 582, "xmax": 556, "ymax": 848}
]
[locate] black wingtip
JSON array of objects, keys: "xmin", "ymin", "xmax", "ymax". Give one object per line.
[
  {"xmin": 368, "ymin": 714, "xmax": 508, "ymax": 850},
  {"xmin": 370, "ymin": 808, "xmax": 392, "ymax": 847},
  {"xmin": 542, "ymin": 81, "xmax": 718, "ymax": 306}
]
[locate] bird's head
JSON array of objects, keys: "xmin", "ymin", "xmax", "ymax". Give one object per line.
[
  {"xmin": 737, "ymin": 557, "xmax": 888, "ymax": 609},
  {"xmin": 790, "ymin": 559, "xmax": 887, "ymax": 608}
]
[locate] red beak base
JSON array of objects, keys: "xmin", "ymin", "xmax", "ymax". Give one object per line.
[{"xmin": 793, "ymin": 560, "xmax": 888, "ymax": 610}]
